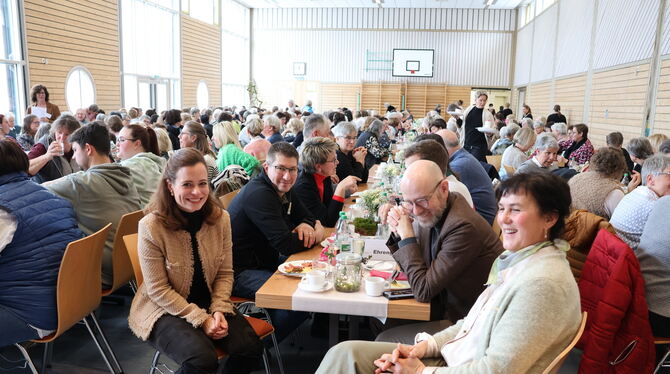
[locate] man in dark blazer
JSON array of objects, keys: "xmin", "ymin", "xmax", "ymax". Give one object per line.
[{"xmin": 386, "ymin": 160, "xmax": 503, "ymax": 325}]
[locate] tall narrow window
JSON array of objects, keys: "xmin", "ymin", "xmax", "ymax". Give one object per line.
[
  {"xmin": 197, "ymin": 81, "xmax": 209, "ymax": 109},
  {"xmin": 65, "ymin": 67, "xmax": 96, "ymax": 113},
  {"xmin": 221, "ymin": 0, "xmax": 250, "ymax": 107},
  {"xmin": 183, "ymin": 0, "xmax": 218, "ymax": 25},
  {"xmin": 121, "ymin": 0, "xmax": 181, "ymax": 111},
  {"xmin": 0, "ymin": 0, "xmax": 26, "ymax": 118}
]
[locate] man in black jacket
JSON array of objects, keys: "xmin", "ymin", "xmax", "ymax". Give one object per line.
[{"xmin": 229, "ymin": 141, "xmax": 325, "ymax": 341}]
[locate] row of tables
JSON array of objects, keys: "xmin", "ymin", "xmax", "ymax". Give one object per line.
[{"xmin": 255, "ymin": 170, "xmax": 430, "ymax": 345}]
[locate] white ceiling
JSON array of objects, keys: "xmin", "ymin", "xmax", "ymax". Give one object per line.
[{"xmin": 237, "ymin": 0, "xmax": 526, "ymax": 9}]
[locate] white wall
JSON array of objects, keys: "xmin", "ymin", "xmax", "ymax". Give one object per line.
[
  {"xmin": 515, "ymin": 0, "xmax": 664, "ymax": 84},
  {"xmin": 252, "ymin": 7, "xmax": 515, "ymax": 87}
]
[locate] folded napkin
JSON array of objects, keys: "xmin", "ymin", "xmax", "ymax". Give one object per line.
[{"xmin": 369, "ymin": 270, "xmax": 408, "ymax": 281}]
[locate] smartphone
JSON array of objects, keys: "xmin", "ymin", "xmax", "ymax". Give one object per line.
[{"xmin": 383, "ymin": 289, "xmax": 414, "ymax": 300}]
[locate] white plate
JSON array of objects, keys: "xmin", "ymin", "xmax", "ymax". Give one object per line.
[
  {"xmin": 298, "ymin": 279, "xmax": 333, "ymax": 292},
  {"xmin": 278, "ymin": 260, "xmax": 315, "ymax": 277},
  {"xmin": 363, "ymin": 260, "xmax": 395, "ymax": 272}
]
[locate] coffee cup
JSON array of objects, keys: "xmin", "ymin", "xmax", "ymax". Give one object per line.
[
  {"xmin": 365, "ymin": 276, "xmax": 389, "ymax": 297},
  {"xmin": 303, "ymin": 270, "xmax": 326, "ymax": 289}
]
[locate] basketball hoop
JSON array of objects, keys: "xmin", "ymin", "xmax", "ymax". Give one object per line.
[{"xmin": 410, "ymin": 70, "xmax": 415, "ymax": 74}]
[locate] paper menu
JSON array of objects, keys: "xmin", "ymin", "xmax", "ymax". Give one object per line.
[{"xmin": 31, "ymin": 106, "xmax": 51, "ymax": 122}]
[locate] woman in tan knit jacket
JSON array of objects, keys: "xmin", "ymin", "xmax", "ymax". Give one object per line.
[
  {"xmin": 568, "ymin": 147, "xmax": 639, "ymax": 219},
  {"xmin": 128, "ymin": 148, "xmax": 262, "ymax": 374}
]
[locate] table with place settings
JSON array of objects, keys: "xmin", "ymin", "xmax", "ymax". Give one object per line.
[{"xmin": 254, "ymin": 173, "xmax": 430, "ymax": 346}]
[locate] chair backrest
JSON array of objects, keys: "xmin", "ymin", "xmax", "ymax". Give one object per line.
[
  {"xmin": 123, "ymin": 233, "xmax": 143, "ymax": 288},
  {"xmin": 486, "ymin": 155, "xmax": 503, "ymax": 171},
  {"xmin": 48, "ymin": 223, "xmax": 112, "ymax": 341},
  {"xmin": 219, "ymin": 189, "xmax": 240, "ymax": 210},
  {"xmin": 503, "ymin": 164, "xmax": 515, "ymax": 176},
  {"xmin": 104, "ymin": 210, "xmax": 144, "ymax": 294},
  {"xmin": 542, "ymin": 311, "xmax": 588, "ymax": 374}
]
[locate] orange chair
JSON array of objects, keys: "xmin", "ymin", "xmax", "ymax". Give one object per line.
[
  {"xmin": 123, "ymin": 233, "xmax": 283, "ymax": 374},
  {"xmin": 218, "ymin": 189, "xmax": 240, "ymax": 210},
  {"xmin": 103, "ymin": 210, "xmax": 144, "ymax": 296},
  {"xmin": 14, "ymin": 224, "xmax": 122, "ymax": 374}
]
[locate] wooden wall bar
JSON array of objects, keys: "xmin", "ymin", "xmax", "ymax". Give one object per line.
[
  {"xmin": 24, "ymin": 0, "xmax": 122, "ymax": 112},
  {"xmin": 181, "ymin": 15, "xmax": 221, "ymax": 108}
]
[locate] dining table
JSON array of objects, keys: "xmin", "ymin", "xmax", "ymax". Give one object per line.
[{"xmin": 254, "ymin": 165, "xmax": 431, "ymax": 346}]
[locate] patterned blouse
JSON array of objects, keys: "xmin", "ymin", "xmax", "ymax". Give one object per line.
[
  {"xmin": 366, "ymin": 134, "xmax": 389, "ymax": 160},
  {"xmin": 566, "ymin": 138, "xmax": 595, "ymax": 165}
]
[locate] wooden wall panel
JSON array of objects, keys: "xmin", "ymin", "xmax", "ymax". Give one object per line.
[
  {"xmin": 525, "ymin": 81, "xmax": 552, "ymax": 120},
  {"xmin": 320, "ymin": 83, "xmax": 360, "ymax": 111},
  {"xmin": 182, "ymin": 16, "xmax": 221, "ymax": 108},
  {"xmin": 445, "ymin": 86, "xmax": 472, "ymax": 111},
  {"xmin": 588, "ymin": 63, "xmax": 649, "ymax": 147},
  {"xmin": 361, "ymin": 82, "xmax": 401, "ymax": 114},
  {"xmin": 654, "ymin": 58, "xmax": 670, "ymax": 135},
  {"xmin": 25, "ymin": 0, "xmax": 121, "ymax": 112},
  {"xmin": 554, "ymin": 74, "xmax": 586, "ymax": 126}
]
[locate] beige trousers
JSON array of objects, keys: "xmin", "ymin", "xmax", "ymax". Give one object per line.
[{"xmin": 315, "ymin": 340, "xmax": 446, "ymax": 374}]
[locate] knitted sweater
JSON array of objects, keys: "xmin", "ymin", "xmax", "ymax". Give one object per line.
[
  {"xmin": 609, "ymin": 186, "xmax": 659, "ymax": 250},
  {"xmin": 216, "ymin": 143, "xmax": 259, "ymax": 176},
  {"xmin": 128, "ymin": 210, "xmax": 235, "ymax": 340},
  {"xmin": 121, "ymin": 152, "xmax": 165, "ymax": 207},
  {"xmin": 418, "ymin": 244, "xmax": 581, "ymax": 374},
  {"xmin": 636, "ymin": 196, "xmax": 670, "ymax": 317},
  {"xmin": 569, "ymin": 171, "xmax": 623, "ymax": 220}
]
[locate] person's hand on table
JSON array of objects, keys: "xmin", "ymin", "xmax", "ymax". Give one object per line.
[
  {"xmin": 293, "ymin": 222, "xmax": 317, "ymax": 248},
  {"xmin": 387, "ymin": 206, "xmax": 415, "ymax": 240},
  {"xmin": 335, "ymin": 175, "xmax": 361, "ymax": 197},
  {"xmin": 313, "ymin": 220, "xmax": 326, "ymax": 243},
  {"xmin": 378, "ymin": 202, "xmax": 393, "ymax": 225}
]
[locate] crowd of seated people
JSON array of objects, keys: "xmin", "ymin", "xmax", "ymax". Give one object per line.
[{"xmin": 3, "ymin": 90, "xmax": 669, "ymax": 373}]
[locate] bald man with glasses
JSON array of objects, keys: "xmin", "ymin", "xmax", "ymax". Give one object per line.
[{"xmin": 378, "ymin": 160, "xmax": 503, "ymax": 340}]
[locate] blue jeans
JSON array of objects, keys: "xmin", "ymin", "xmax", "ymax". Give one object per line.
[
  {"xmin": 233, "ymin": 268, "xmax": 308, "ymax": 342},
  {"xmin": 0, "ymin": 304, "xmax": 40, "ymax": 347}
]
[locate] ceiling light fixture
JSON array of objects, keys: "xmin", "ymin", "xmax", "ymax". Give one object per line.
[
  {"xmin": 372, "ymin": 0, "xmax": 383, "ymax": 8},
  {"xmin": 484, "ymin": 0, "xmax": 497, "ymax": 6}
]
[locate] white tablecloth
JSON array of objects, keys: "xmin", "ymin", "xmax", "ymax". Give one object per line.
[{"xmin": 292, "ymin": 286, "xmax": 389, "ymax": 319}]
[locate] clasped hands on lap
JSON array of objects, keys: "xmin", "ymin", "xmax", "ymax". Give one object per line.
[
  {"xmin": 374, "ymin": 341, "xmax": 428, "ymax": 374},
  {"xmin": 201, "ymin": 311, "xmax": 229, "ymax": 340}
]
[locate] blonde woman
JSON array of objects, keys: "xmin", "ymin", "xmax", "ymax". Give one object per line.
[
  {"xmin": 648, "ymin": 133, "xmax": 668, "ymax": 153},
  {"xmin": 282, "ymin": 117, "xmax": 303, "ymax": 143},
  {"xmin": 500, "ymin": 127, "xmax": 536, "ymax": 179},
  {"xmin": 153, "ymin": 127, "xmax": 173, "ymax": 160},
  {"xmin": 212, "ymin": 121, "xmax": 259, "ymax": 176},
  {"xmin": 178, "ymin": 121, "xmax": 218, "ymax": 183}
]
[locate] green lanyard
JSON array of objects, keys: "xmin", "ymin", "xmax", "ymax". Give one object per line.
[{"xmin": 485, "ymin": 240, "xmax": 569, "ymax": 286}]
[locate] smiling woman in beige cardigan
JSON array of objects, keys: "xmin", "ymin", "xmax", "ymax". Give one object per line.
[{"xmin": 128, "ymin": 148, "xmax": 262, "ymax": 374}]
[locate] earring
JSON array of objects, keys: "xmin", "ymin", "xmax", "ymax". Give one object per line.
[{"xmin": 544, "ymin": 228, "xmax": 548, "ymax": 240}]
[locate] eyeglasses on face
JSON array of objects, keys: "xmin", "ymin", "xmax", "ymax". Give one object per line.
[
  {"xmin": 272, "ymin": 165, "xmax": 299, "ymax": 175},
  {"xmin": 116, "ymin": 136, "xmax": 137, "ymax": 143},
  {"xmin": 338, "ymin": 136, "xmax": 357, "ymax": 141},
  {"xmin": 399, "ymin": 179, "xmax": 444, "ymax": 211}
]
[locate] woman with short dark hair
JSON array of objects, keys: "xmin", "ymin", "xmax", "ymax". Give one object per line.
[
  {"xmin": 317, "ymin": 172, "xmax": 581, "ymax": 374},
  {"xmin": 26, "ymin": 84, "xmax": 61, "ymax": 123},
  {"xmin": 0, "ymin": 140, "xmax": 83, "ymax": 346},
  {"xmin": 562, "ymin": 123, "xmax": 594, "ymax": 166},
  {"xmin": 128, "ymin": 148, "xmax": 263, "ymax": 374}
]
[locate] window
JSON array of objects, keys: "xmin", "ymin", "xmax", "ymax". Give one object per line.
[
  {"xmin": 518, "ymin": 0, "xmax": 555, "ymax": 28},
  {"xmin": 121, "ymin": 0, "xmax": 181, "ymax": 111},
  {"xmin": 221, "ymin": 0, "xmax": 250, "ymax": 107},
  {"xmin": 65, "ymin": 67, "xmax": 96, "ymax": 113},
  {"xmin": 183, "ymin": 0, "xmax": 218, "ymax": 25},
  {"xmin": 196, "ymin": 81, "xmax": 209, "ymax": 108},
  {"xmin": 0, "ymin": 0, "xmax": 26, "ymax": 118}
]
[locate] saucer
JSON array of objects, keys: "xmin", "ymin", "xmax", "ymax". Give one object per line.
[
  {"xmin": 298, "ymin": 279, "xmax": 333, "ymax": 293},
  {"xmin": 363, "ymin": 261, "xmax": 395, "ymax": 272}
]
